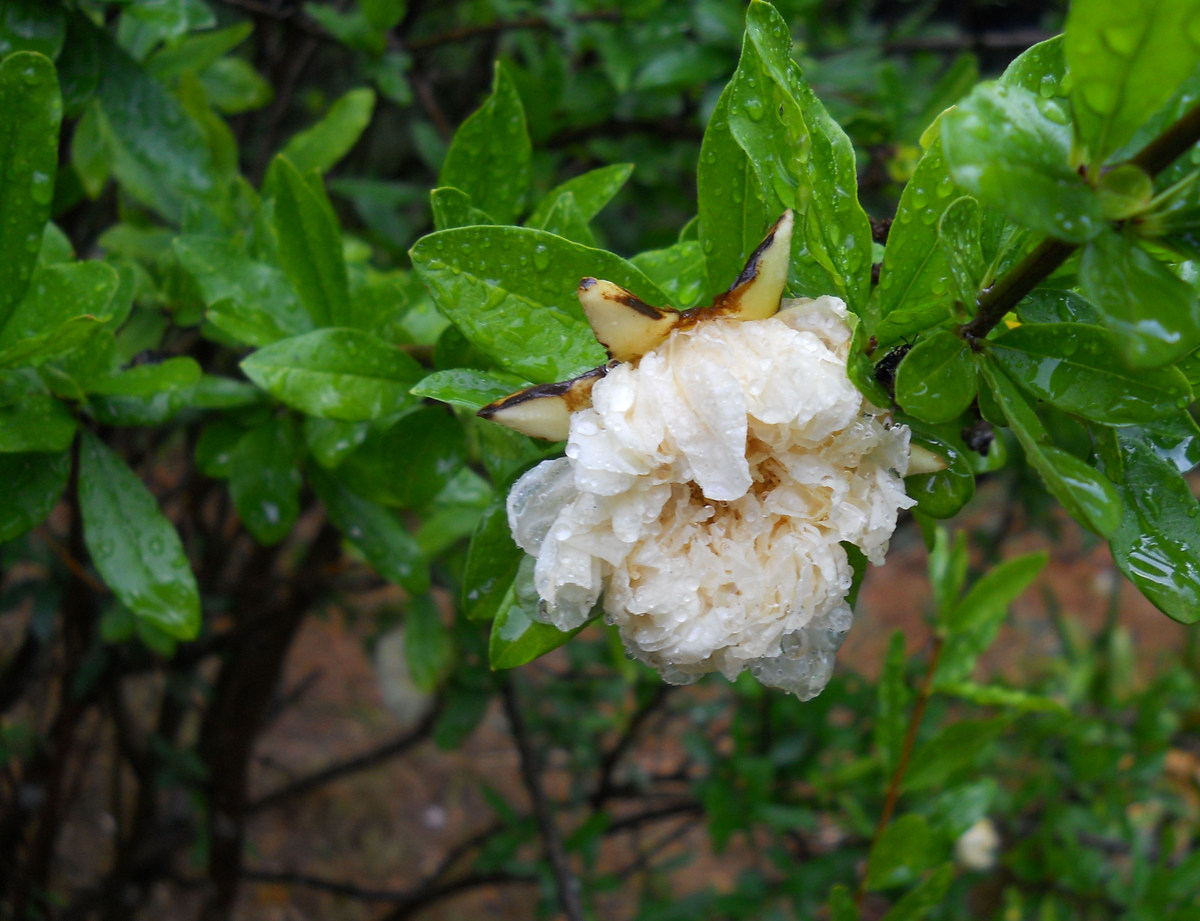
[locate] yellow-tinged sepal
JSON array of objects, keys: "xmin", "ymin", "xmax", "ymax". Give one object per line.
[
  {"xmin": 577, "ymin": 278, "xmax": 680, "ymax": 362},
  {"xmin": 905, "ymin": 444, "xmax": 949, "ymax": 476},
  {"xmin": 477, "ymin": 366, "xmax": 608, "ymax": 441},
  {"xmin": 713, "ymin": 209, "xmax": 794, "ymax": 321}
]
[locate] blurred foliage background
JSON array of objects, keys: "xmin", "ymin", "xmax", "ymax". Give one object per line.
[{"xmin": 6, "ymin": 1, "xmax": 1200, "ymax": 920}]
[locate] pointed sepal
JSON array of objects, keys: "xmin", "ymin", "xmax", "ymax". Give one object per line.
[
  {"xmin": 477, "ymin": 366, "xmax": 608, "ymax": 441},
  {"xmin": 905, "ymin": 444, "xmax": 949, "ymax": 476},
  {"xmin": 577, "ymin": 277, "xmax": 680, "ymax": 362},
  {"xmin": 715, "ymin": 209, "xmax": 794, "ymax": 321}
]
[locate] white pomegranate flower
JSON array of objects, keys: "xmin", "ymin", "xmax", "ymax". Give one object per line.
[{"xmin": 480, "ymin": 212, "xmax": 925, "ymax": 699}]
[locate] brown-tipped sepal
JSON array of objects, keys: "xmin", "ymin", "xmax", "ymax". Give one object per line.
[
  {"xmin": 715, "ymin": 209, "xmax": 794, "ymax": 321},
  {"xmin": 577, "ymin": 277, "xmax": 680, "ymax": 362},
  {"xmin": 477, "ymin": 365, "xmax": 608, "ymax": 441}
]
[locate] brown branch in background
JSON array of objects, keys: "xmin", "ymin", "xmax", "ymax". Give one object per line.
[
  {"xmin": 501, "ymin": 678, "xmax": 587, "ymax": 921},
  {"xmin": 590, "ymin": 684, "xmax": 670, "ymax": 808}
]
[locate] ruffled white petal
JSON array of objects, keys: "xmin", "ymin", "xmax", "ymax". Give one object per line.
[{"xmin": 507, "ymin": 295, "xmax": 914, "ymax": 698}]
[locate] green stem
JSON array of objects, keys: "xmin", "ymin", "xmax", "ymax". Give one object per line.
[{"xmin": 959, "ymin": 100, "xmax": 1200, "ymax": 343}]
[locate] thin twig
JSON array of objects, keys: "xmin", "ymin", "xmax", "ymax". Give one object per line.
[{"xmin": 501, "ymin": 678, "xmax": 586, "ymax": 921}]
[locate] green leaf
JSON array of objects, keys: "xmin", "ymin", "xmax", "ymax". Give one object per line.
[
  {"xmin": 979, "ymin": 359, "xmax": 1123, "ymax": 536},
  {"xmin": 302, "ymin": 416, "xmax": 369, "ymax": 468},
  {"xmin": 1000, "ymin": 35, "xmax": 1066, "ymax": 97},
  {"xmin": 404, "ymin": 594, "xmax": 454, "ymax": 693},
  {"xmin": 902, "ymin": 422, "xmax": 976, "ymax": 520},
  {"xmin": 411, "ymin": 369, "xmax": 530, "ymax": 412},
  {"xmin": 866, "ymin": 814, "xmax": 938, "ymax": 891},
  {"xmin": 942, "ymin": 81, "xmax": 1104, "ymax": 243},
  {"xmin": 1078, "ymin": 228, "xmax": 1200, "ymax": 368},
  {"xmin": 894, "ymin": 330, "xmax": 976, "ymax": 424},
  {"xmin": 241, "ymin": 328, "xmax": 423, "ymax": 421},
  {"xmin": 901, "ymin": 718, "xmax": 1011, "ymax": 792},
  {"xmin": 937, "ymin": 196, "xmax": 986, "ymax": 307},
  {"xmin": 78, "ymin": 432, "xmax": 200, "ymax": 639},
  {"xmin": 267, "ymin": 156, "xmax": 351, "ymax": 328},
  {"xmin": 722, "ymin": 1, "xmax": 871, "ymax": 310},
  {"xmin": 630, "ymin": 240, "xmax": 707, "ymax": 307},
  {"xmin": 201, "ymin": 56, "xmax": 272, "ymax": 114},
  {"xmin": 1098, "ymin": 427, "xmax": 1200, "ymax": 624},
  {"xmin": 987, "ymin": 323, "xmax": 1192, "ymax": 423},
  {"xmin": 941, "ymin": 551, "xmax": 1047, "ymax": 637},
  {"xmin": 0, "ymin": 449, "xmax": 70, "ymax": 543},
  {"xmin": 489, "ymin": 559, "xmax": 592, "ymax": 669},
  {"xmin": 1066, "ymin": 0, "xmax": 1200, "ymax": 163},
  {"xmin": 937, "ymin": 681, "xmax": 1066, "ymax": 713},
  {"xmin": 336, "ymin": 407, "xmax": 468, "ymax": 508},
  {"xmin": 827, "ymin": 884, "xmax": 859, "ymax": 921},
  {"xmin": 874, "ymin": 631, "xmax": 911, "ymax": 778},
  {"xmin": 438, "ymin": 61, "xmax": 530, "ymax": 225},
  {"xmin": 0, "ymin": 51, "xmax": 61, "ymax": 330},
  {"xmin": 0, "ymin": 261, "xmax": 118, "ymax": 368},
  {"xmin": 526, "ymin": 163, "xmax": 633, "ymax": 228},
  {"xmin": 281, "ymin": 87, "xmax": 376, "ymax": 176},
  {"xmin": 228, "ymin": 416, "xmax": 301, "ymax": 545},
  {"xmin": 410, "ymin": 227, "xmax": 664, "ymax": 382},
  {"xmin": 928, "ymin": 526, "xmax": 969, "ymax": 615},
  {"xmin": 430, "ymin": 186, "xmax": 494, "ymax": 231},
  {"xmin": 92, "ymin": 26, "xmax": 219, "ymax": 222},
  {"xmin": 0, "ymin": 315, "xmax": 104, "ymax": 370},
  {"xmin": 879, "ymin": 865, "xmax": 956, "ymax": 921},
  {"xmin": 175, "ymin": 235, "xmax": 311, "ymax": 346},
  {"xmin": 85, "ymin": 357, "xmax": 202, "ymax": 397},
  {"xmin": 0, "ymin": 0, "xmax": 65, "ymax": 58},
  {"xmin": 0, "ymin": 396, "xmax": 76, "ymax": 453},
  {"xmin": 145, "ymin": 20, "xmax": 252, "ymax": 80},
  {"xmin": 875, "ymin": 123, "xmax": 958, "ymax": 347},
  {"xmin": 697, "ymin": 85, "xmax": 770, "ymax": 302},
  {"xmin": 1016, "ymin": 288, "xmax": 1101, "ymax": 325},
  {"xmin": 463, "ymin": 500, "xmax": 523, "ymax": 622},
  {"xmin": 528, "ymin": 190, "xmax": 594, "ymax": 246},
  {"xmin": 309, "ymin": 465, "xmax": 428, "ymax": 592}
]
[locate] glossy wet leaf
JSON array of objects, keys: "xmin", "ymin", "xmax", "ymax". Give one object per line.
[
  {"xmin": 145, "ymin": 21, "xmax": 252, "ymax": 80},
  {"xmin": 309, "ymin": 465, "xmax": 428, "ymax": 592},
  {"xmin": 528, "ymin": 191, "xmax": 593, "ymax": 246},
  {"xmin": 410, "ymin": 226, "xmax": 664, "ymax": 382},
  {"xmin": 175, "ymin": 235, "xmax": 311, "ymax": 346},
  {"xmin": 430, "ymin": 186, "xmax": 493, "ymax": 231},
  {"xmin": 0, "ymin": 449, "xmax": 70, "ymax": 543},
  {"xmin": 526, "ymin": 163, "xmax": 633, "ymax": 228},
  {"xmin": 489, "ymin": 559, "xmax": 593, "ymax": 669},
  {"xmin": 723, "ymin": 0, "xmax": 871, "ymax": 310},
  {"xmin": 937, "ymin": 196, "xmax": 985, "ymax": 308},
  {"xmin": 463, "ymin": 500, "xmax": 523, "ymax": 622},
  {"xmin": 1078, "ymin": 228, "xmax": 1200, "ymax": 368},
  {"xmin": 942, "ymin": 81, "xmax": 1103, "ymax": 243},
  {"xmin": 92, "ymin": 26, "xmax": 218, "ymax": 222},
  {"xmin": 78, "ymin": 432, "xmax": 200, "ymax": 640},
  {"xmin": 0, "ymin": 52, "xmax": 61, "ymax": 330},
  {"xmin": 0, "ymin": 261, "xmax": 117, "ymax": 369},
  {"xmin": 1000, "ymin": 35, "xmax": 1067, "ymax": 98},
  {"xmin": 337, "ymin": 407, "xmax": 468, "ymax": 509},
  {"xmin": 894, "ymin": 329, "xmax": 975, "ymax": 424},
  {"xmin": 228, "ymin": 416, "xmax": 302, "ymax": 546},
  {"xmin": 438, "ymin": 61, "xmax": 530, "ymax": 225},
  {"xmin": 85, "ymin": 357, "xmax": 202, "ymax": 397},
  {"xmin": 0, "ymin": 396, "xmax": 76, "ymax": 453},
  {"xmin": 902, "ymin": 421, "xmax": 976, "ymax": 519},
  {"xmin": 280, "ymin": 87, "xmax": 375, "ymax": 175},
  {"xmin": 1066, "ymin": 0, "xmax": 1200, "ymax": 162},
  {"xmin": 1096, "ymin": 163, "xmax": 1154, "ymax": 220},
  {"xmin": 1016, "ymin": 289, "xmax": 1101, "ymax": 326},
  {"xmin": 875, "ymin": 123, "xmax": 958, "ymax": 348},
  {"xmin": 1098, "ymin": 426, "xmax": 1200, "ymax": 624},
  {"xmin": 980, "ymin": 359, "xmax": 1122, "ymax": 536},
  {"xmin": 631, "ymin": 240, "xmax": 707, "ymax": 307},
  {"xmin": 866, "ymin": 814, "xmax": 938, "ymax": 891},
  {"xmin": 267, "ymin": 156, "xmax": 351, "ymax": 328},
  {"xmin": 241, "ymin": 328, "xmax": 423, "ymax": 421},
  {"xmin": 988, "ymin": 323, "xmax": 1192, "ymax": 424},
  {"xmin": 0, "ymin": 0, "xmax": 64, "ymax": 57},
  {"xmin": 411, "ymin": 368, "xmax": 531, "ymax": 412}
]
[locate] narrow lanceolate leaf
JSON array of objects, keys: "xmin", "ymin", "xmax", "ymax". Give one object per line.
[
  {"xmin": 1078, "ymin": 228, "xmax": 1200, "ymax": 368},
  {"xmin": 438, "ymin": 61, "xmax": 530, "ymax": 225},
  {"xmin": 988, "ymin": 323, "xmax": 1192, "ymax": 424},
  {"xmin": 280, "ymin": 87, "xmax": 376, "ymax": 175},
  {"xmin": 722, "ymin": 1, "xmax": 872, "ymax": 310},
  {"xmin": 942, "ymin": 81, "xmax": 1104, "ymax": 243},
  {"xmin": 1098, "ymin": 427, "xmax": 1200, "ymax": 624},
  {"xmin": 979, "ymin": 359, "xmax": 1122, "ymax": 536},
  {"xmin": 874, "ymin": 631, "xmax": 911, "ymax": 777},
  {"xmin": 875, "ymin": 121, "xmax": 959, "ymax": 348},
  {"xmin": 1066, "ymin": 0, "xmax": 1200, "ymax": 163},
  {"xmin": 894, "ymin": 329, "xmax": 976, "ymax": 424},
  {"xmin": 309, "ymin": 465, "xmax": 429, "ymax": 592},
  {"xmin": 526, "ymin": 163, "xmax": 633, "ymax": 229},
  {"xmin": 941, "ymin": 551, "xmax": 1048, "ymax": 637},
  {"xmin": 268, "ymin": 156, "xmax": 351, "ymax": 328},
  {"xmin": 0, "ymin": 397, "xmax": 77, "ymax": 453},
  {"xmin": 228, "ymin": 417, "xmax": 302, "ymax": 546},
  {"xmin": 241, "ymin": 328, "xmax": 423, "ymax": 421},
  {"xmin": 0, "ymin": 450, "xmax": 70, "ymax": 544},
  {"xmin": 0, "ymin": 52, "xmax": 61, "ymax": 330},
  {"xmin": 409, "ymin": 227, "xmax": 663, "ymax": 382},
  {"xmin": 78, "ymin": 433, "xmax": 200, "ymax": 639}
]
